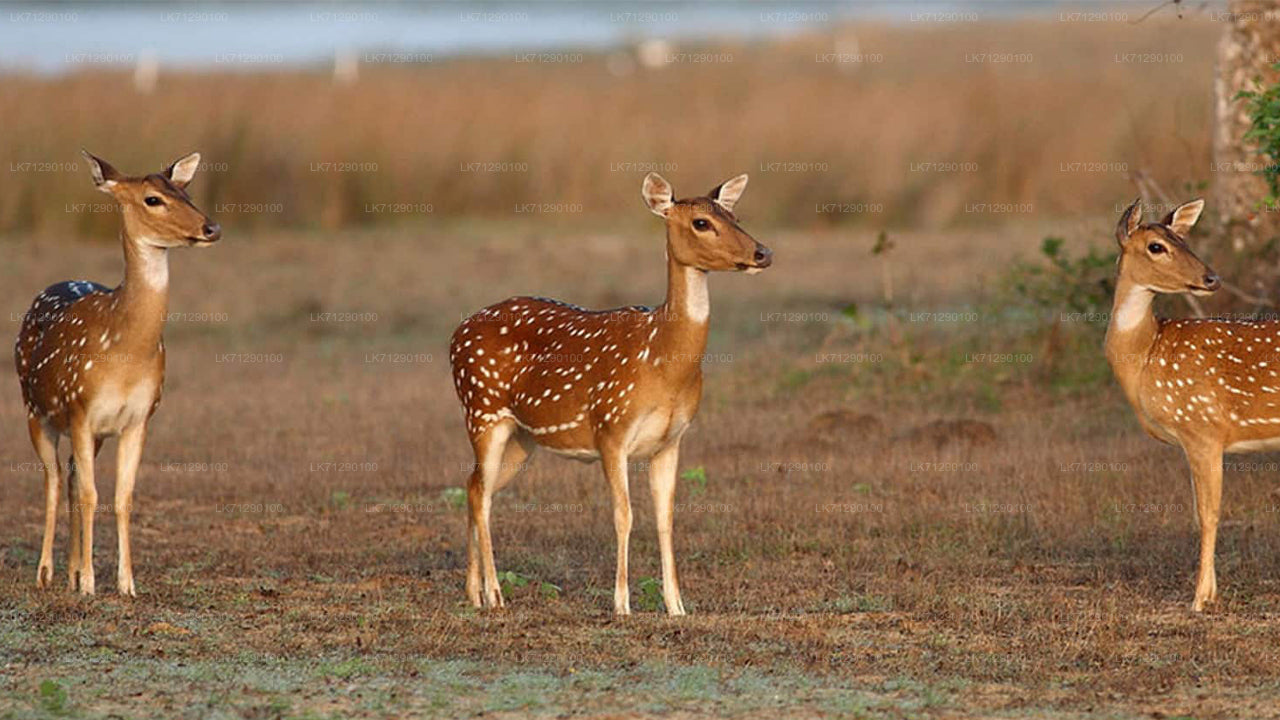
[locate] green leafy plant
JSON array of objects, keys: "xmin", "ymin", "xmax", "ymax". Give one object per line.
[
  {"xmin": 539, "ymin": 581, "xmax": 562, "ymax": 601},
  {"xmin": 329, "ymin": 490, "xmax": 350, "ymax": 511},
  {"xmin": 39, "ymin": 679, "xmax": 69, "ymax": 715},
  {"xmin": 1238, "ymin": 62, "xmax": 1280, "ymax": 207},
  {"xmin": 1002, "ymin": 236, "xmax": 1115, "ymax": 316},
  {"xmin": 498, "ymin": 570, "xmax": 528, "ymax": 600},
  {"xmin": 680, "ymin": 466, "xmax": 708, "ymax": 496},
  {"xmin": 637, "ymin": 577, "xmax": 663, "ymax": 612},
  {"xmin": 440, "ymin": 487, "xmax": 467, "ymax": 511}
]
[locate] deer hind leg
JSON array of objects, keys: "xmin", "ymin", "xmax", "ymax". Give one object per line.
[
  {"xmin": 29, "ymin": 418, "xmax": 61, "ymax": 589},
  {"xmin": 1185, "ymin": 441, "xmax": 1224, "ymax": 612},
  {"xmin": 466, "ymin": 419, "xmax": 518, "ymax": 609},
  {"xmin": 114, "ymin": 423, "xmax": 146, "ymax": 597},
  {"xmin": 648, "ymin": 438, "xmax": 686, "ymax": 616},
  {"xmin": 67, "ymin": 426, "xmax": 102, "ymax": 595},
  {"xmin": 66, "ymin": 453, "xmax": 81, "ymax": 590},
  {"xmin": 466, "ymin": 430, "xmax": 534, "ymax": 606},
  {"xmin": 600, "ymin": 443, "xmax": 633, "ymax": 615}
]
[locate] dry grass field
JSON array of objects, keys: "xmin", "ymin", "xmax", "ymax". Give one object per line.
[
  {"xmin": 0, "ymin": 16, "xmax": 1219, "ymax": 235},
  {"xmin": 6, "ymin": 8, "xmax": 1280, "ymax": 720},
  {"xmin": 3, "ymin": 215, "xmax": 1280, "ymax": 719}
]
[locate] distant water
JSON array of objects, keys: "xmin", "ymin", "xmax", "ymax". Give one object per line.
[{"xmin": 0, "ymin": 1, "xmax": 1073, "ymax": 74}]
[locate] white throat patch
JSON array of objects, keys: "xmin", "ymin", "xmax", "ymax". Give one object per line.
[
  {"xmin": 684, "ymin": 268, "xmax": 709, "ymax": 323},
  {"xmin": 1115, "ymin": 286, "xmax": 1154, "ymax": 332},
  {"xmin": 134, "ymin": 242, "xmax": 170, "ymax": 289}
]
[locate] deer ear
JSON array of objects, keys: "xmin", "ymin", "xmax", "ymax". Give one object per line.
[
  {"xmin": 1162, "ymin": 199, "xmax": 1205, "ymax": 237},
  {"xmin": 165, "ymin": 152, "xmax": 201, "ymax": 189},
  {"xmin": 81, "ymin": 150, "xmax": 120, "ymax": 193},
  {"xmin": 1116, "ymin": 197, "xmax": 1142, "ymax": 245},
  {"xmin": 642, "ymin": 172, "xmax": 674, "ymax": 217},
  {"xmin": 709, "ymin": 174, "xmax": 748, "ymax": 212}
]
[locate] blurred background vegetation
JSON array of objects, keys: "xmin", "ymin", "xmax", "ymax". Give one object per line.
[{"xmin": 0, "ymin": 16, "xmax": 1220, "ymax": 238}]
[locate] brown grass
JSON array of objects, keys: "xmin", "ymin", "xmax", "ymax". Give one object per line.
[
  {"xmin": 3, "ymin": 219, "xmax": 1280, "ymax": 717},
  {"xmin": 0, "ymin": 16, "xmax": 1221, "ymax": 238}
]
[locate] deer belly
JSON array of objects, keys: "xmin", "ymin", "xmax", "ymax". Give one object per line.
[
  {"xmin": 626, "ymin": 409, "xmax": 689, "ymax": 458},
  {"xmin": 1227, "ymin": 436, "xmax": 1280, "ymax": 453},
  {"xmin": 86, "ymin": 380, "xmax": 158, "ymax": 436}
]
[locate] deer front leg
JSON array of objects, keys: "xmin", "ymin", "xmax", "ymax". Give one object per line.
[
  {"xmin": 1184, "ymin": 440, "xmax": 1224, "ymax": 612},
  {"xmin": 648, "ymin": 439, "xmax": 686, "ymax": 616},
  {"xmin": 69, "ymin": 421, "xmax": 98, "ymax": 595},
  {"xmin": 601, "ymin": 444, "xmax": 632, "ymax": 615},
  {"xmin": 28, "ymin": 419, "xmax": 61, "ymax": 589},
  {"xmin": 114, "ymin": 423, "xmax": 146, "ymax": 597}
]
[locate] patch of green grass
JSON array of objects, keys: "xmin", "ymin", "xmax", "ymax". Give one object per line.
[
  {"xmin": 666, "ymin": 665, "xmax": 721, "ymax": 703},
  {"xmin": 439, "ymin": 487, "xmax": 467, "ymax": 511},
  {"xmin": 329, "ymin": 490, "xmax": 351, "ymax": 511},
  {"xmin": 317, "ymin": 657, "xmax": 376, "ymax": 680},
  {"xmin": 38, "ymin": 680, "xmax": 69, "ymax": 716},
  {"xmin": 483, "ymin": 671, "xmax": 558, "ymax": 712},
  {"xmin": 680, "ymin": 466, "xmax": 708, "ymax": 496}
]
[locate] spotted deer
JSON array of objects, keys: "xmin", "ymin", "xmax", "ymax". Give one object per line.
[
  {"xmin": 15, "ymin": 151, "xmax": 221, "ymax": 595},
  {"xmin": 449, "ymin": 173, "xmax": 771, "ymax": 615},
  {"xmin": 1100, "ymin": 197, "xmax": 1280, "ymax": 611}
]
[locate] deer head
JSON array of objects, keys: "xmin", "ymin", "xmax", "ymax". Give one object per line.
[
  {"xmin": 82, "ymin": 150, "xmax": 221, "ymax": 248},
  {"xmin": 1114, "ymin": 198, "xmax": 1219, "ymax": 296},
  {"xmin": 642, "ymin": 172, "xmax": 772, "ymax": 274}
]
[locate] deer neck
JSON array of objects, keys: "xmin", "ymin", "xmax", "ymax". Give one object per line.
[
  {"xmin": 1104, "ymin": 273, "xmax": 1159, "ymax": 408},
  {"xmin": 114, "ymin": 233, "xmax": 170, "ymax": 357},
  {"xmin": 653, "ymin": 253, "xmax": 711, "ymax": 373}
]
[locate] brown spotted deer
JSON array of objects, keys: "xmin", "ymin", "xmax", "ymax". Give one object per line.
[
  {"xmin": 449, "ymin": 173, "xmax": 771, "ymax": 615},
  {"xmin": 1101, "ymin": 197, "xmax": 1280, "ymax": 612},
  {"xmin": 15, "ymin": 151, "xmax": 221, "ymax": 595}
]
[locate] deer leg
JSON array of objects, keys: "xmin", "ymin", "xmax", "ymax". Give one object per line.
[
  {"xmin": 66, "ymin": 453, "xmax": 81, "ymax": 591},
  {"xmin": 29, "ymin": 419, "xmax": 61, "ymax": 589},
  {"xmin": 114, "ymin": 423, "xmax": 146, "ymax": 597},
  {"xmin": 494, "ymin": 431, "xmax": 535, "ymax": 493},
  {"xmin": 465, "ymin": 427, "xmax": 532, "ymax": 607},
  {"xmin": 648, "ymin": 439, "xmax": 686, "ymax": 616},
  {"xmin": 69, "ymin": 422, "xmax": 98, "ymax": 595},
  {"xmin": 467, "ymin": 420, "xmax": 515, "ymax": 609},
  {"xmin": 465, "ymin": 463, "xmax": 484, "ymax": 608},
  {"xmin": 1185, "ymin": 441, "xmax": 1224, "ymax": 612},
  {"xmin": 601, "ymin": 443, "xmax": 632, "ymax": 615}
]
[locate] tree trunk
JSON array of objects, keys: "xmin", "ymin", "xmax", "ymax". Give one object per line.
[{"xmin": 1214, "ymin": 0, "xmax": 1280, "ymax": 253}]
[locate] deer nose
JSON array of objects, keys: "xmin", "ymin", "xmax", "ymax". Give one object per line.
[
  {"xmin": 202, "ymin": 222, "xmax": 222, "ymax": 242},
  {"xmin": 1204, "ymin": 273, "xmax": 1220, "ymax": 291},
  {"xmin": 753, "ymin": 245, "xmax": 773, "ymax": 268}
]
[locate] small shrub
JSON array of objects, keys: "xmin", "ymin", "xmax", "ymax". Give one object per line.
[
  {"xmin": 1002, "ymin": 236, "xmax": 1115, "ymax": 317},
  {"xmin": 1238, "ymin": 62, "xmax": 1280, "ymax": 207},
  {"xmin": 636, "ymin": 577, "xmax": 663, "ymax": 612},
  {"xmin": 498, "ymin": 570, "xmax": 528, "ymax": 600},
  {"xmin": 680, "ymin": 467, "xmax": 708, "ymax": 496},
  {"xmin": 38, "ymin": 680, "xmax": 68, "ymax": 715},
  {"xmin": 538, "ymin": 581, "xmax": 561, "ymax": 601},
  {"xmin": 440, "ymin": 487, "xmax": 467, "ymax": 511}
]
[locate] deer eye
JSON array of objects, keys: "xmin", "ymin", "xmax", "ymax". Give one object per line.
[
  {"xmin": 1147, "ymin": 243, "xmax": 1166, "ymax": 255},
  {"xmin": 692, "ymin": 218, "xmax": 711, "ymax": 231},
  {"xmin": 144, "ymin": 196, "xmax": 164, "ymax": 207}
]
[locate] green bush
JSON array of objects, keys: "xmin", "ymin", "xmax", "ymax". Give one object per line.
[
  {"xmin": 1239, "ymin": 62, "xmax": 1280, "ymax": 207},
  {"xmin": 1001, "ymin": 236, "xmax": 1115, "ymax": 316}
]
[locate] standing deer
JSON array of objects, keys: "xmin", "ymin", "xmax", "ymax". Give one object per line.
[
  {"xmin": 449, "ymin": 173, "xmax": 771, "ymax": 615},
  {"xmin": 1101, "ymin": 197, "xmax": 1280, "ymax": 611},
  {"xmin": 16, "ymin": 151, "xmax": 221, "ymax": 595}
]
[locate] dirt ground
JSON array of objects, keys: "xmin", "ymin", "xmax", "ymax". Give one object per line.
[{"xmin": 3, "ymin": 221, "xmax": 1280, "ymax": 719}]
